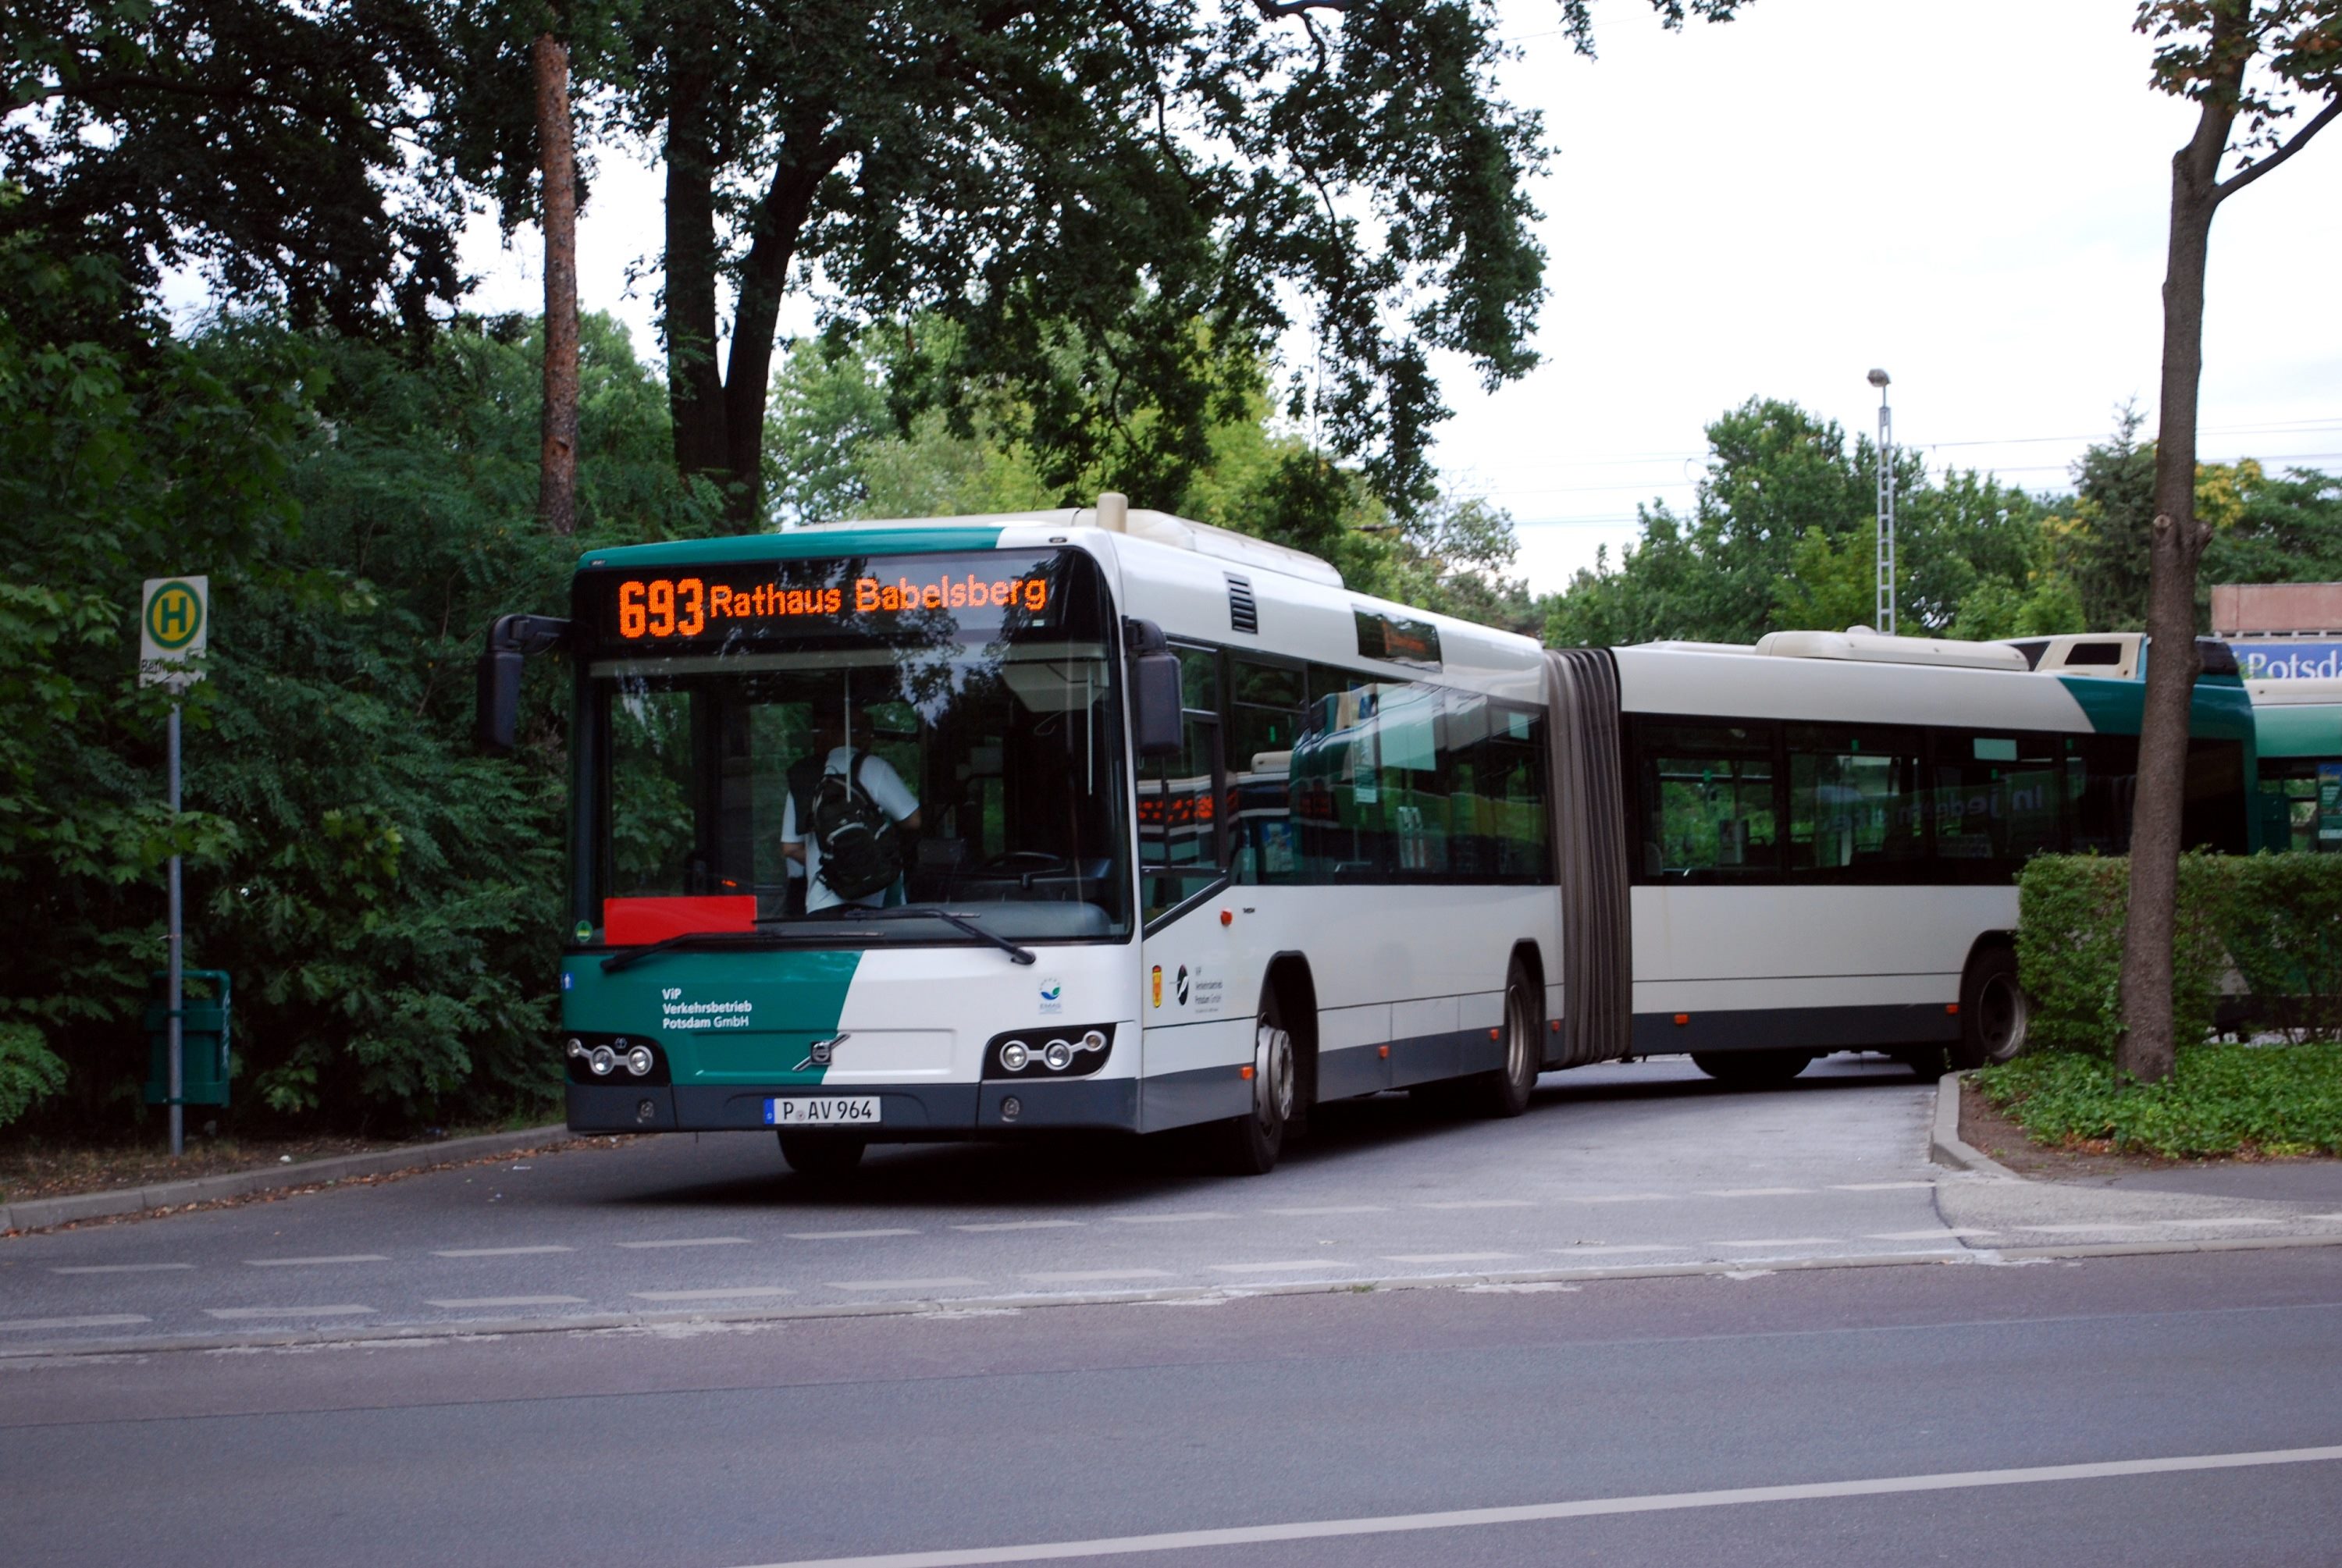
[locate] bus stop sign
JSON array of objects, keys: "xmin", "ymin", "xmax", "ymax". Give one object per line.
[{"xmin": 141, "ymin": 576, "xmax": 208, "ymax": 689}]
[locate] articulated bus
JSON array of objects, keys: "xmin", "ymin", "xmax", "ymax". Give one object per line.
[{"xmin": 477, "ymin": 502, "xmax": 2258, "ymax": 1175}]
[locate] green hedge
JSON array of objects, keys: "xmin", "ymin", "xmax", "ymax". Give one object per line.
[
  {"xmin": 1975, "ymin": 1043, "xmax": 2342, "ymax": 1158},
  {"xmin": 2016, "ymin": 853, "xmax": 2342, "ymax": 1055}
]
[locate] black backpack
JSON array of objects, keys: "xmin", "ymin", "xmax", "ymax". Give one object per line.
[{"xmin": 808, "ymin": 751, "xmax": 902, "ymax": 901}]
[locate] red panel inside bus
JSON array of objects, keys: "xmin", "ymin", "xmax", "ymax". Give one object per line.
[{"xmin": 603, "ymin": 896, "xmax": 758, "ymax": 945}]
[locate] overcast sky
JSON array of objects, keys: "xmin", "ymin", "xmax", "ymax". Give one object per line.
[{"xmin": 464, "ymin": 0, "xmax": 2342, "ymax": 594}]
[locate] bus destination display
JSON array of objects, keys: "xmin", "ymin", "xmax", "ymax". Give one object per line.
[{"xmin": 590, "ymin": 553, "xmax": 1062, "ymax": 646}]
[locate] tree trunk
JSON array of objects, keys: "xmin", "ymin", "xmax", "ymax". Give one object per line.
[
  {"xmin": 532, "ymin": 30, "xmax": 579, "ymax": 538},
  {"xmin": 2115, "ymin": 87, "xmax": 2231, "ymax": 1086},
  {"xmin": 663, "ymin": 22, "xmax": 728, "ymax": 489}
]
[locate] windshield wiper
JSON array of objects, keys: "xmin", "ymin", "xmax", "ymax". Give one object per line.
[
  {"xmin": 598, "ymin": 931, "xmax": 793, "ymax": 974},
  {"xmin": 829, "ymin": 906, "xmax": 1038, "ymax": 965}
]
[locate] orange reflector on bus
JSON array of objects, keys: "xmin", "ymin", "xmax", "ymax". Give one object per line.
[
  {"xmin": 1945, "ymin": 1003, "xmax": 1960, "ymax": 1015},
  {"xmin": 1550, "ymin": 1020, "xmax": 1560, "ymax": 1033},
  {"xmin": 1378, "ymin": 1045, "xmax": 1390, "ymax": 1059},
  {"xmin": 1490, "ymin": 1028, "xmax": 1501, "ymax": 1040},
  {"xmin": 1673, "ymin": 1013, "xmax": 1690, "ymax": 1026},
  {"xmin": 1239, "ymin": 1065, "xmax": 1255, "ymax": 1079}
]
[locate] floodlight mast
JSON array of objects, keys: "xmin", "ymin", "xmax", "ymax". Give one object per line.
[{"xmin": 1867, "ymin": 368, "xmax": 1895, "ymax": 636}]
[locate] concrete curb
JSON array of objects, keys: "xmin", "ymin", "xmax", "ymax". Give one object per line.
[
  {"xmin": 1930, "ymin": 1072, "xmax": 2022, "ymax": 1180},
  {"xmin": 9, "ymin": 1232, "xmax": 2342, "ymax": 1361},
  {"xmin": 0, "ymin": 1122, "xmax": 575, "ymax": 1235}
]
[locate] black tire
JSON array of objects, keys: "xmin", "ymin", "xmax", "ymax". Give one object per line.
[
  {"xmin": 1472, "ymin": 958, "xmax": 1541, "ymax": 1118},
  {"xmin": 777, "ymin": 1130, "xmax": 867, "ymax": 1176},
  {"xmin": 1208, "ymin": 990, "xmax": 1295, "ymax": 1175},
  {"xmin": 1948, "ymin": 945, "xmax": 2029, "ymax": 1071},
  {"xmin": 1689, "ymin": 1049, "xmax": 1812, "ymax": 1087}
]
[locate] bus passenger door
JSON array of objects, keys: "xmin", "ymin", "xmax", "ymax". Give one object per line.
[{"xmin": 1134, "ymin": 647, "xmax": 1254, "ymax": 1131}]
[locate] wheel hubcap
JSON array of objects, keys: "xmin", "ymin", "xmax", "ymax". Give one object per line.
[
  {"xmin": 1979, "ymin": 972, "xmax": 2027, "ymax": 1061},
  {"xmin": 1255, "ymin": 1021, "xmax": 1294, "ymax": 1132}
]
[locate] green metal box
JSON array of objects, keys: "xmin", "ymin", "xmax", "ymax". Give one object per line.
[{"xmin": 144, "ymin": 970, "xmax": 232, "ymax": 1108}]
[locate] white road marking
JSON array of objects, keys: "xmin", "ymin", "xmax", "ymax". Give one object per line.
[
  {"xmin": 424, "ymin": 1295, "xmax": 586, "ymax": 1309},
  {"xmin": 49, "ymin": 1263, "xmax": 194, "ymax": 1275},
  {"xmin": 0, "ymin": 1314, "xmax": 151, "ymax": 1332},
  {"xmin": 1560, "ymin": 1193, "xmax": 1670, "ymax": 1204},
  {"xmin": 244, "ymin": 1255, "xmax": 390, "ymax": 1267},
  {"xmin": 431, "ymin": 1246, "xmax": 574, "ymax": 1257},
  {"xmin": 1831, "ymin": 1181, "xmax": 1939, "ymax": 1191},
  {"xmin": 1208, "ymin": 1261, "xmax": 1358, "ymax": 1274},
  {"xmin": 790, "ymin": 1228, "xmax": 920, "ymax": 1240},
  {"xmin": 746, "ymin": 1444, "xmax": 2342, "ymax": 1567},
  {"xmin": 2306, "ymin": 1213, "xmax": 2342, "ymax": 1221},
  {"xmin": 1867, "ymin": 1229, "xmax": 1999, "ymax": 1241},
  {"xmin": 632, "ymin": 1287, "xmax": 796, "ymax": 1302},
  {"xmin": 1114, "ymin": 1213, "xmax": 1235, "ymax": 1225},
  {"xmin": 615, "ymin": 1237, "xmax": 753, "ymax": 1249},
  {"xmin": 1380, "ymin": 1253, "xmax": 1520, "ymax": 1264},
  {"xmin": 2159, "ymin": 1218, "xmax": 2285, "ymax": 1228},
  {"xmin": 828, "ymin": 1277, "xmax": 984, "ymax": 1291},
  {"xmin": 1698, "ymin": 1187, "xmax": 1814, "ymax": 1198},
  {"xmin": 952, "ymin": 1221, "xmax": 1084, "ymax": 1232},
  {"xmin": 2020, "ymin": 1225, "xmax": 2155, "ymax": 1236},
  {"xmin": 1710, "ymin": 1238, "xmax": 1841, "ymax": 1248},
  {"xmin": 1554, "ymin": 1245, "xmax": 1680, "ymax": 1256},
  {"xmin": 1265, "ymin": 1205, "xmax": 1387, "ymax": 1216},
  {"xmin": 1023, "ymin": 1269, "xmax": 1174, "ymax": 1283},
  {"xmin": 1405, "ymin": 1207, "xmax": 1536, "ymax": 1226},
  {"xmin": 203, "ymin": 1304, "xmax": 375, "ymax": 1320}
]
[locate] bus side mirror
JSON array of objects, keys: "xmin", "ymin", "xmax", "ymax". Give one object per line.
[
  {"xmin": 476, "ymin": 647, "xmax": 525, "ymax": 754},
  {"xmin": 475, "ymin": 613, "xmax": 571, "ymax": 756},
  {"xmin": 1125, "ymin": 617, "xmax": 1182, "ymax": 759}
]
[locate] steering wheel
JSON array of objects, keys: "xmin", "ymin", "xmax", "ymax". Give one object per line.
[{"xmin": 975, "ymin": 850, "xmax": 1069, "ymax": 873}]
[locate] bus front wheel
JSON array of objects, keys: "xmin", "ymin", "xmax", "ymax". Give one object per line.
[{"xmin": 778, "ymin": 1131, "xmax": 867, "ymax": 1176}]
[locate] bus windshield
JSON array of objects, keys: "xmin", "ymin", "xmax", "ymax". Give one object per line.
[{"xmin": 578, "ymin": 548, "xmax": 1131, "ymax": 944}]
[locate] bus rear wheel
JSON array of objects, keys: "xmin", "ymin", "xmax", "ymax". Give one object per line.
[
  {"xmin": 1949, "ymin": 945, "xmax": 2029, "ymax": 1070},
  {"xmin": 1690, "ymin": 1050, "xmax": 1811, "ymax": 1087},
  {"xmin": 1209, "ymin": 995, "xmax": 1295, "ymax": 1176},
  {"xmin": 777, "ymin": 1131, "xmax": 867, "ymax": 1176}
]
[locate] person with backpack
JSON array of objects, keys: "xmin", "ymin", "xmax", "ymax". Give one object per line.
[{"xmin": 781, "ymin": 700, "xmax": 922, "ymax": 913}]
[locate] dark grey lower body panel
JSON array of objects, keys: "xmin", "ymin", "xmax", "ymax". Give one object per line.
[
  {"xmin": 1316, "ymin": 1041, "xmax": 1389, "ymax": 1100},
  {"xmin": 1388, "ymin": 1026, "xmax": 1506, "ymax": 1090},
  {"xmin": 1630, "ymin": 1003, "xmax": 1959, "ymax": 1058},
  {"xmin": 1138, "ymin": 1062, "xmax": 1254, "ymax": 1134}
]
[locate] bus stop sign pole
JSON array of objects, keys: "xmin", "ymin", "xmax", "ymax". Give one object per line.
[{"xmin": 141, "ymin": 577, "xmax": 208, "ymax": 1158}]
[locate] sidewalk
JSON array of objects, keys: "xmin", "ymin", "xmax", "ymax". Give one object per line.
[{"xmin": 0, "ymin": 1122, "xmax": 575, "ymax": 1234}]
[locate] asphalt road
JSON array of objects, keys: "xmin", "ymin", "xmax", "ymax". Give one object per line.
[
  {"xmin": 6, "ymin": 1246, "xmax": 2340, "ymax": 1566},
  {"xmin": 5, "ymin": 1057, "xmax": 2340, "ymax": 1351}
]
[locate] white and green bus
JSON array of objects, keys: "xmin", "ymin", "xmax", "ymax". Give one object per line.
[
  {"xmin": 479, "ymin": 503, "xmax": 2261, "ymax": 1174},
  {"xmin": 2246, "ymin": 675, "xmax": 2342, "ymax": 853}
]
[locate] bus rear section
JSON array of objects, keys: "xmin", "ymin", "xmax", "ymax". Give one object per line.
[{"xmin": 1581, "ymin": 635, "xmax": 2258, "ymax": 1081}]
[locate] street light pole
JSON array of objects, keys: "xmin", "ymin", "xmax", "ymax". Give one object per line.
[{"xmin": 1867, "ymin": 368, "xmax": 1895, "ymax": 636}]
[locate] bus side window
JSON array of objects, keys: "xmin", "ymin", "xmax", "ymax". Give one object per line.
[
  {"xmin": 1784, "ymin": 724, "xmax": 1924, "ymax": 878},
  {"xmin": 1138, "ymin": 645, "xmax": 1225, "ymax": 923},
  {"xmin": 1933, "ymin": 732, "xmax": 2061, "ymax": 876},
  {"xmin": 1229, "ymin": 658, "xmax": 1301, "ymax": 887},
  {"xmin": 1633, "ymin": 720, "xmax": 1780, "ymax": 880}
]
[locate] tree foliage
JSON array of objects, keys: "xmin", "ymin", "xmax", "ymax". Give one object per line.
[
  {"xmin": 587, "ymin": 0, "xmax": 1745, "ymax": 526},
  {"xmin": 2, "ymin": 0, "xmax": 472, "ymax": 336},
  {"xmin": 0, "ymin": 222, "xmax": 715, "ymax": 1132}
]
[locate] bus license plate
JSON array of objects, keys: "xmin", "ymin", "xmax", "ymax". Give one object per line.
[{"xmin": 765, "ymin": 1097, "xmax": 881, "ymax": 1127}]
